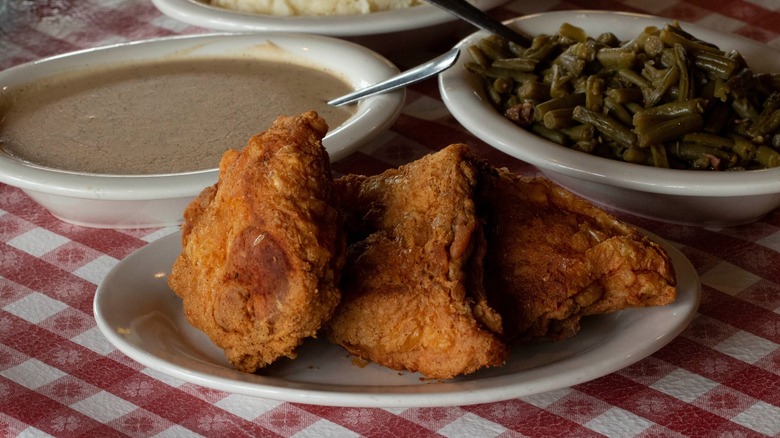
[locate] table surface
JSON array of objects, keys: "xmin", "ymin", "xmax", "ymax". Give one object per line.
[{"xmin": 2, "ymin": 0, "xmax": 780, "ymax": 436}]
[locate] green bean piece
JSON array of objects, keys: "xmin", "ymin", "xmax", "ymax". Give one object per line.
[
  {"xmin": 465, "ymin": 62, "xmax": 537, "ymax": 82},
  {"xmin": 690, "ymin": 156, "xmax": 713, "ymax": 169},
  {"xmin": 561, "ymin": 123, "xmax": 596, "ymax": 141},
  {"xmin": 572, "ymin": 76, "xmax": 588, "ymax": 95},
  {"xmin": 617, "ymin": 68, "xmax": 652, "ymax": 89},
  {"xmin": 604, "ymin": 96, "xmax": 634, "ymax": 126},
  {"xmin": 620, "ymin": 26, "xmax": 658, "ymax": 52},
  {"xmin": 636, "ymin": 113, "xmax": 704, "ymax": 148},
  {"xmin": 674, "ymin": 43, "xmax": 694, "ymax": 101},
  {"xmin": 543, "ymin": 107, "xmax": 575, "ymax": 129},
  {"xmin": 558, "ymin": 22, "xmax": 588, "ymax": 42},
  {"xmin": 491, "ymin": 57, "xmax": 539, "ymax": 72},
  {"xmin": 523, "ymin": 35, "xmax": 560, "ymax": 62},
  {"xmin": 623, "ymin": 147, "xmax": 651, "ymax": 164},
  {"xmin": 644, "ymin": 64, "xmax": 680, "ymax": 107},
  {"xmin": 756, "ymin": 145, "xmax": 780, "ymax": 167},
  {"xmin": 625, "ymin": 102, "xmax": 644, "ymax": 115},
  {"xmin": 710, "ymin": 77, "xmax": 730, "ymax": 101},
  {"xmin": 634, "ymin": 98, "xmax": 707, "ymax": 117},
  {"xmin": 517, "ymin": 80, "xmax": 550, "ymax": 101},
  {"xmin": 774, "ymin": 134, "xmax": 780, "ymax": 149},
  {"xmin": 484, "ymin": 77, "xmax": 503, "ymax": 107},
  {"xmin": 667, "ymin": 22, "xmax": 717, "ymax": 46},
  {"xmin": 659, "ymin": 25, "xmax": 721, "ymax": 54},
  {"xmin": 728, "ymin": 133, "xmax": 757, "ymax": 162},
  {"xmin": 650, "ymin": 143, "xmax": 671, "ymax": 168},
  {"xmin": 682, "ymin": 132, "xmax": 734, "ymax": 150},
  {"xmin": 549, "ymin": 65, "xmax": 573, "ymax": 99},
  {"xmin": 641, "ymin": 63, "xmax": 664, "ymax": 83},
  {"xmin": 477, "ymin": 38, "xmax": 513, "ymax": 62},
  {"xmin": 492, "ymin": 76, "xmax": 514, "ymax": 94},
  {"xmin": 554, "ymin": 51, "xmax": 586, "ymax": 76},
  {"xmin": 572, "ymin": 140, "xmax": 597, "ymax": 153},
  {"xmin": 658, "ymin": 47, "xmax": 677, "ymax": 69},
  {"xmin": 507, "ymin": 40, "xmax": 527, "ymax": 57},
  {"xmin": 534, "ymin": 93, "xmax": 585, "ymax": 121},
  {"xmin": 530, "ymin": 122, "xmax": 568, "ymax": 145},
  {"xmin": 505, "ymin": 95, "xmax": 521, "ymax": 109},
  {"xmin": 633, "ymin": 113, "xmax": 673, "ymax": 133},
  {"xmin": 571, "ymin": 40, "xmax": 600, "ymax": 62},
  {"xmin": 597, "ymin": 32, "xmax": 620, "ymax": 47},
  {"xmin": 596, "ymin": 48, "xmax": 637, "ymax": 70},
  {"xmin": 643, "ymin": 35, "xmax": 665, "ymax": 58},
  {"xmin": 586, "ymin": 75, "xmax": 604, "ymax": 111},
  {"xmin": 747, "ymin": 92, "xmax": 780, "ymax": 139},
  {"xmin": 606, "ymin": 87, "xmax": 643, "ymax": 104},
  {"xmin": 572, "ymin": 105, "xmax": 637, "ymax": 149},
  {"xmin": 467, "ymin": 45, "xmax": 491, "ymax": 68},
  {"xmin": 731, "ymin": 93, "xmax": 760, "ymax": 121},
  {"xmin": 747, "ymin": 109, "xmax": 780, "ymax": 143},
  {"xmin": 669, "ymin": 141, "xmax": 733, "ymax": 169},
  {"xmin": 693, "ymin": 51, "xmax": 740, "ymax": 80}
]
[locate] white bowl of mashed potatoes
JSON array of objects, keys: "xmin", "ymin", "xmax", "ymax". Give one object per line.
[
  {"xmin": 0, "ymin": 33, "xmax": 403, "ymax": 228},
  {"xmin": 151, "ymin": 0, "xmax": 508, "ymax": 55}
]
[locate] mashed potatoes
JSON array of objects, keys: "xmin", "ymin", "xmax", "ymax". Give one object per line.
[{"xmin": 207, "ymin": 0, "xmax": 423, "ymax": 15}]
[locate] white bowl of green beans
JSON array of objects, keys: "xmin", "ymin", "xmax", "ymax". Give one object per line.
[{"xmin": 440, "ymin": 10, "xmax": 780, "ymax": 227}]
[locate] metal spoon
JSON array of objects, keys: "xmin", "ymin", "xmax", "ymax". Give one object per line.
[
  {"xmin": 328, "ymin": 47, "xmax": 460, "ymax": 107},
  {"xmin": 425, "ymin": 0, "xmax": 531, "ymax": 47}
]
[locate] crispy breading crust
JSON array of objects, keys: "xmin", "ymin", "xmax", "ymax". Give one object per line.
[
  {"xmin": 326, "ymin": 144, "xmax": 508, "ymax": 379},
  {"xmin": 474, "ymin": 163, "xmax": 677, "ymax": 343},
  {"xmin": 168, "ymin": 112, "xmax": 345, "ymax": 373}
]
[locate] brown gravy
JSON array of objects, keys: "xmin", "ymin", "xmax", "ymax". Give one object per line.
[{"xmin": 0, "ymin": 58, "xmax": 355, "ymax": 174}]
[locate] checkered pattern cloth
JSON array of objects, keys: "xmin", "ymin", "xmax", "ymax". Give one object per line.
[{"xmin": 1, "ymin": 0, "xmax": 780, "ymax": 436}]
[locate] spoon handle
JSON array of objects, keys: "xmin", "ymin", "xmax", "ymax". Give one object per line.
[
  {"xmin": 328, "ymin": 47, "xmax": 460, "ymax": 107},
  {"xmin": 425, "ymin": 0, "xmax": 531, "ymax": 47}
]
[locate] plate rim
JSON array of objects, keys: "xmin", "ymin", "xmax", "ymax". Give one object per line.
[{"xmin": 94, "ymin": 228, "xmax": 700, "ymax": 408}]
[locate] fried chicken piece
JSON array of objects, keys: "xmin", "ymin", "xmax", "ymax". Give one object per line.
[
  {"xmin": 326, "ymin": 144, "xmax": 507, "ymax": 379},
  {"xmin": 168, "ymin": 111, "xmax": 344, "ymax": 373},
  {"xmin": 475, "ymin": 164, "xmax": 677, "ymax": 343}
]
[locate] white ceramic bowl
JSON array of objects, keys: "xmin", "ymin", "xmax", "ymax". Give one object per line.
[
  {"xmin": 151, "ymin": 0, "xmax": 508, "ymax": 56},
  {"xmin": 0, "ymin": 33, "xmax": 403, "ymax": 229},
  {"xmin": 440, "ymin": 11, "xmax": 780, "ymax": 227},
  {"xmin": 152, "ymin": 0, "xmax": 506, "ymax": 35}
]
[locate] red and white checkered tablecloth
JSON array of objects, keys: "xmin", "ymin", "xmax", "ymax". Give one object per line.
[{"xmin": 1, "ymin": 0, "xmax": 780, "ymax": 436}]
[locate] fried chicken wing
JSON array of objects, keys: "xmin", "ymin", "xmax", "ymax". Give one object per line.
[
  {"xmin": 475, "ymin": 164, "xmax": 677, "ymax": 343},
  {"xmin": 168, "ymin": 111, "xmax": 344, "ymax": 373},
  {"xmin": 326, "ymin": 144, "xmax": 507, "ymax": 379}
]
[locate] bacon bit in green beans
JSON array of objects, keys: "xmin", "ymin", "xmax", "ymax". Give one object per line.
[{"xmin": 467, "ymin": 22, "xmax": 780, "ymax": 170}]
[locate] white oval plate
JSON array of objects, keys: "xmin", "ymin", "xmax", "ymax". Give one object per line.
[
  {"xmin": 94, "ymin": 230, "xmax": 700, "ymax": 408},
  {"xmin": 151, "ymin": 0, "xmax": 507, "ymax": 36}
]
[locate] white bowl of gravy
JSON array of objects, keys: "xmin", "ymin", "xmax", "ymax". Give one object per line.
[{"xmin": 0, "ymin": 33, "xmax": 403, "ymax": 228}]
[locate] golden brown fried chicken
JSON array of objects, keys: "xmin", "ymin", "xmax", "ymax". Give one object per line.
[
  {"xmin": 474, "ymin": 164, "xmax": 677, "ymax": 343},
  {"xmin": 327, "ymin": 144, "xmax": 507, "ymax": 379},
  {"xmin": 168, "ymin": 111, "xmax": 344, "ymax": 373}
]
